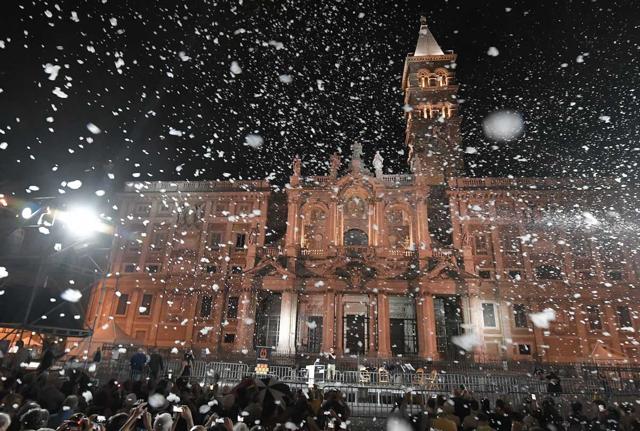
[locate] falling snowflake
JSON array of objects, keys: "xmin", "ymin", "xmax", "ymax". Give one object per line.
[
  {"xmin": 61, "ymin": 289, "xmax": 82, "ymax": 302},
  {"xmin": 487, "ymin": 46, "xmax": 500, "ymax": 56}
]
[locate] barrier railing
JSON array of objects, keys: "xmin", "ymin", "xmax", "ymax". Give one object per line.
[{"xmin": 84, "ymin": 358, "xmax": 640, "ymax": 400}]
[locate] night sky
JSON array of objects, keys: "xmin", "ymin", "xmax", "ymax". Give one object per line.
[{"xmin": 0, "ymin": 0, "xmax": 638, "ymax": 204}]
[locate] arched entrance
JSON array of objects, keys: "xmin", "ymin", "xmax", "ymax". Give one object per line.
[{"xmin": 343, "ymin": 228, "xmax": 368, "ymax": 246}]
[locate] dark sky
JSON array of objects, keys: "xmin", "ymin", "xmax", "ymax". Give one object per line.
[{"xmin": 0, "ymin": 0, "xmax": 638, "ymax": 203}]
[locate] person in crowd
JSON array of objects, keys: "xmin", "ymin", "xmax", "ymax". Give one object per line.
[
  {"xmin": 92, "ymin": 348, "xmax": 102, "ymax": 365},
  {"xmin": 462, "ymin": 399, "xmax": 480, "ymax": 431},
  {"xmin": 0, "ymin": 413, "xmax": 11, "ymax": 431},
  {"xmin": 110, "ymin": 346, "xmax": 120, "ymax": 364},
  {"xmin": 148, "ymin": 350, "xmax": 164, "ymax": 384},
  {"xmin": 476, "ymin": 412, "xmax": 495, "ymax": 431},
  {"xmin": 325, "ymin": 347, "xmax": 336, "ymax": 381},
  {"xmin": 545, "ymin": 369, "xmax": 562, "ymax": 395},
  {"xmin": 19, "ymin": 408, "xmax": 49, "ymax": 431},
  {"xmin": 48, "ymin": 395, "xmax": 79, "ymax": 428},
  {"xmin": 36, "ymin": 340, "xmax": 63, "ymax": 374},
  {"xmin": 129, "ymin": 348, "xmax": 147, "ymax": 382},
  {"xmin": 490, "ymin": 399, "xmax": 511, "ymax": 431},
  {"xmin": 10, "ymin": 341, "xmax": 31, "ymax": 373},
  {"xmin": 568, "ymin": 401, "xmax": 590, "ymax": 431},
  {"xmin": 179, "ymin": 349, "xmax": 194, "ymax": 381}
]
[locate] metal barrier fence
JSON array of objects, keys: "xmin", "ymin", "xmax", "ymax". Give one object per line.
[
  {"xmin": 70, "ymin": 358, "xmax": 640, "ymax": 419},
  {"xmin": 86, "ymin": 357, "xmax": 640, "ymax": 399}
]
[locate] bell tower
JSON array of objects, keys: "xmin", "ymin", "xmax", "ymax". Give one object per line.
[{"xmin": 402, "ymin": 17, "xmax": 462, "ymax": 185}]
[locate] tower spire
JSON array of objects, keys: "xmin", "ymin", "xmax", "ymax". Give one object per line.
[{"xmin": 414, "ymin": 16, "xmax": 444, "ymax": 56}]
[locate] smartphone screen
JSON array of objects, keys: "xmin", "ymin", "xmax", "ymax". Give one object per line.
[
  {"xmin": 172, "ymin": 406, "xmax": 183, "ymax": 413},
  {"xmin": 531, "ymin": 394, "xmax": 536, "ymax": 401}
]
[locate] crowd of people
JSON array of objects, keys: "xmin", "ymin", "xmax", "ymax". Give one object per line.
[
  {"xmin": 388, "ymin": 386, "xmax": 640, "ymax": 431},
  {"xmin": 0, "ymin": 342, "xmax": 639, "ymax": 431}
]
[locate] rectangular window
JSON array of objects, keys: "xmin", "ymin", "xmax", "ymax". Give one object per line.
[
  {"xmin": 518, "ymin": 344, "xmax": 532, "ymax": 355},
  {"xmin": 608, "ymin": 271, "xmax": 623, "ymax": 281},
  {"xmin": 139, "ymin": 294, "xmax": 153, "ymax": 316},
  {"xmin": 389, "ymin": 296, "xmax": 418, "ymax": 355},
  {"xmin": 145, "ymin": 264, "xmax": 160, "ymax": 274},
  {"xmin": 133, "ymin": 203, "xmax": 151, "ymax": 216},
  {"xmin": 513, "ymin": 304, "xmax": 528, "ymax": 328},
  {"xmin": 482, "ymin": 303, "xmax": 497, "ymax": 328},
  {"xmin": 231, "ymin": 266, "xmax": 243, "ymax": 274},
  {"xmin": 508, "ymin": 270, "xmax": 523, "ymax": 280},
  {"xmin": 214, "ymin": 203, "xmax": 227, "ymax": 216},
  {"xmin": 235, "ymin": 233, "xmax": 246, "ymax": 249},
  {"xmin": 208, "ymin": 232, "xmax": 223, "ymax": 249},
  {"xmin": 223, "ymin": 333, "xmax": 236, "ymax": 344},
  {"xmin": 474, "ymin": 233, "xmax": 490, "ymax": 255},
  {"xmin": 150, "ymin": 231, "xmax": 167, "ymax": 250},
  {"xmin": 123, "ymin": 263, "xmax": 137, "ymax": 273},
  {"xmin": 204, "ymin": 265, "xmax": 217, "ymax": 274},
  {"xmin": 499, "ymin": 226, "xmax": 521, "ymax": 255},
  {"xmin": 255, "ymin": 293, "xmax": 281, "ymax": 348},
  {"xmin": 478, "ymin": 270, "xmax": 492, "ymax": 279},
  {"xmin": 587, "ymin": 305, "xmax": 602, "ymax": 330},
  {"xmin": 200, "ymin": 296, "xmax": 212, "ymax": 319},
  {"xmin": 617, "ymin": 306, "xmax": 632, "ymax": 329},
  {"xmin": 226, "ymin": 296, "xmax": 239, "ymax": 319},
  {"xmin": 115, "ymin": 294, "xmax": 129, "ymax": 316}
]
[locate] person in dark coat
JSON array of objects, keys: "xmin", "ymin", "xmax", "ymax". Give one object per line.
[
  {"xmin": 180, "ymin": 349, "xmax": 194, "ymax": 379},
  {"xmin": 546, "ymin": 370, "xmax": 562, "ymax": 395},
  {"xmin": 148, "ymin": 350, "xmax": 164, "ymax": 383},
  {"xmin": 93, "ymin": 347, "xmax": 102, "ymax": 364},
  {"xmin": 129, "ymin": 348, "xmax": 147, "ymax": 381}
]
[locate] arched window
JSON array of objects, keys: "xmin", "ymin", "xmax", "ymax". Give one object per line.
[
  {"xmin": 342, "ymin": 192, "xmax": 370, "ymax": 245},
  {"xmin": 417, "ymin": 69, "xmax": 430, "ymax": 88},
  {"xmin": 344, "ymin": 228, "xmax": 368, "ymax": 246},
  {"xmin": 435, "ymin": 70, "xmax": 448, "ymax": 86}
]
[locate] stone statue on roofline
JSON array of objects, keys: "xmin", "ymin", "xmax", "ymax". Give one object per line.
[
  {"xmin": 373, "ymin": 151, "xmax": 384, "ymax": 178},
  {"xmin": 292, "ymin": 154, "xmax": 301, "ymax": 177},
  {"xmin": 351, "ymin": 142, "xmax": 363, "ymax": 160},
  {"xmin": 350, "ymin": 142, "xmax": 363, "ymax": 173},
  {"xmin": 329, "ymin": 152, "xmax": 341, "ymax": 177}
]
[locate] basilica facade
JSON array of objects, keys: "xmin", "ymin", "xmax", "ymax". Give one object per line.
[{"xmin": 86, "ymin": 19, "xmax": 640, "ymax": 364}]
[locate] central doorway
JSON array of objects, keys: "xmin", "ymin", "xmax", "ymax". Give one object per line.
[
  {"xmin": 342, "ymin": 295, "xmax": 369, "ymax": 355},
  {"xmin": 344, "ymin": 314, "xmax": 367, "ymax": 355}
]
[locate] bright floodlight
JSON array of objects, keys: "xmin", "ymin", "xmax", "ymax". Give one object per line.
[
  {"xmin": 57, "ymin": 206, "xmax": 103, "ymax": 237},
  {"xmin": 21, "ymin": 207, "xmax": 33, "ymax": 219}
]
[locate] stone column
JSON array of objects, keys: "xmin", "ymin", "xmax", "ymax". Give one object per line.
[
  {"xmin": 604, "ymin": 304, "xmax": 621, "ymax": 352},
  {"xmin": 335, "ymin": 293, "xmax": 344, "ymax": 354},
  {"xmin": 468, "ymin": 296, "xmax": 486, "ymax": 361},
  {"xmin": 322, "ymin": 291, "xmax": 336, "ymax": 351},
  {"xmin": 184, "ymin": 294, "xmax": 198, "ymax": 345},
  {"xmin": 125, "ymin": 290, "xmax": 141, "ymax": 335},
  {"xmin": 235, "ymin": 289, "xmax": 255, "ymax": 352},
  {"xmin": 285, "ymin": 192, "xmax": 299, "ymax": 255},
  {"xmin": 276, "ymin": 290, "xmax": 298, "ymax": 354},
  {"xmin": 148, "ymin": 289, "xmax": 164, "ymax": 346},
  {"xmin": 377, "ymin": 293, "xmax": 391, "ymax": 357},
  {"xmin": 368, "ymin": 294, "xmax": 377, "ymax": 354},
  {"xmin": 418, "ymin": 294, "xmax": 438, "ymax": 360},
  {"xmin": 500, "ymin": 302, "xmax": 513, "ymax": 359},
  {"xmin": 490, "ymin": 225, "xmax": 504, "ymax": 279},
  {"xmin": 575, "ymin": 305, "xmax": 591, "ymax": 357}
]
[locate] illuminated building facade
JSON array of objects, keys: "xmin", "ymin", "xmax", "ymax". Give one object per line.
[{"xmin": 87, "ymin": 19, "xmax": 639, "ymax": 363}]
